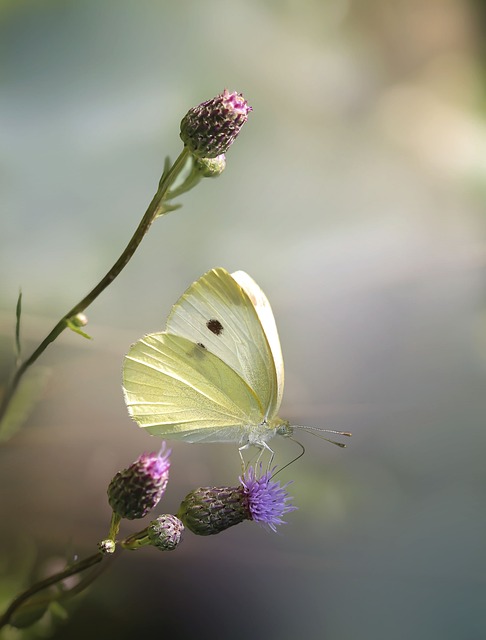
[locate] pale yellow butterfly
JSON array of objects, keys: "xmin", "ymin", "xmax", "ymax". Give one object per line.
[{"xmin": 122, "ymin": 267, "xmax": 349, "ymax": 462}]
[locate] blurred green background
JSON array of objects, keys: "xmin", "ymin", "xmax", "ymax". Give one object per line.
[{"xmin": 1, "ymin": 0, "xmax": 486, "ymax": 638}]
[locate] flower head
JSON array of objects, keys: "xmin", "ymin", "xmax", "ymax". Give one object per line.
[
  {"xmin": 178, "ymin": 466, "xmax": 296, "ymax": 536},
  {"xmin": 180, "ymin": 89, "xmax": 252, "ymax": 159},
  {"xmin": 107, "ymin": 446, "xmax": 171, "ymax": 520},
  {"xmin": 240, "ymin": 466, "xmax": 297, "ymax": 532}
]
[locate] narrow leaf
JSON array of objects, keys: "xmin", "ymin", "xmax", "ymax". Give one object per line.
[
  {"xmin": 15, "ymin": 289, "xmax": 22, "ymax": 361},
  {"xmin": 65, "ymin": 320, "xmax": 93, "ymax": 340}
]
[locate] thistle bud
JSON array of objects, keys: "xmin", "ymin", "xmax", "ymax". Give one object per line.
[
  {"xmin": 180, "ymin": 89, "xmax": 252, "ymax": 159},
  {"xmin": 121, "ymin": 514, "xmax": 184, "ymax": 551},
  {"xmin": 194, "ymin": 154, "xmax": 226, "ymax": 178},
  {"xmin": 147, "ymin": 514, "xmax": 184, "ymax": 551},
  {"xmin": 178, "ymin": 467, "xmax": 296, "ymax": 536},
  {"xmin": 107, "ymin": 447, "xmax": 170, "ymax": 520},
  {"xmin": 70, "ymin": 312, "xmax": 88, "ymax": 327}
]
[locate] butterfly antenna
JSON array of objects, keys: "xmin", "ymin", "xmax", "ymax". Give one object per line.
[
  {"xmin": 293, "ymin": 426, "xmax": 352, "ymax": 448},
  {"xmin": 271, "ymin": 438, "xmax": 305, "ymax": 479}
]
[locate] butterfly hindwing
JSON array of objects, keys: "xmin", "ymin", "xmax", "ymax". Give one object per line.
[{"xmin": 123, "ymin": 332, "xmax": 264, "ymax": 443}]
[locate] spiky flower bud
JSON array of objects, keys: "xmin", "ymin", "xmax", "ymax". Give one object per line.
[
  {"xmin": 194, "ymin": 154, "xmax": 226, "ymax": 178},
  {"xmin": 107, "ymin": 447, "xmax": 170, "ymax": 520},
  {"xmin": 121, "ymin": 514, "xmax": 184, "ymax": 551},
  {"xmin": 180, "ymin": 89, "xmax": 252, "ymax": 159},
  {"xmin": 178, "ymin": 467, "xmax": 296, "ymax": 536},
  {"xmin": 147, "ymin": 514, "xmax": 184, "ymax": 551}
]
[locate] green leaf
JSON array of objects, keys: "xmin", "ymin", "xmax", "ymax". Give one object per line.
[
  {"xmin": 154, "ymin": 202, "xmax": 182, "ymax": 219},
  {"xmin": 65, "ymin": 320, "xmax": 93, "ymax": 340},
  {"xmin": 49, "ymin": 600, "xmax": 69, "ymax": 621},
  {"xmin": 158, "ymin": 155, "xmax": 172, "ymax": 186},
  {"xmin": 0, "ymin": 367, "xmax": 51, "ymax": 442},
  {"xmin": 9, "ymin": 597, "xmax": 49, "ymax": 629},
  {"xmin": 15, "ymin": 290, "xmax": 22, "ymax": 362}
]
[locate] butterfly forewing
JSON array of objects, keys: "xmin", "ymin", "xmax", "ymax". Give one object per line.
[
  {"xmin": 230, "ymin": 270, "xmax": 284, "ymax": 413},
  {"xmin": 165, "ymin": 268, "xmax": 281, "ymax": 420},
  {"xmin": 123, "ymin": 332, "xmax": 264, "ymax": 442}
]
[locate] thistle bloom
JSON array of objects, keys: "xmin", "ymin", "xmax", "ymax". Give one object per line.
[
  {"xmin": 107, "ymin": 447, "xmax": 171, "ymax": 520},
  {"xmin": 180, "ymin": 89, "xmax": 252, "ymax": 159},
  {"xmin": 178, "ymin": 467, "xmax": 296, "ymax": 536},
  {"xmin": 240, "ymin": 466, "xmax": 297, "ymax": 533}
]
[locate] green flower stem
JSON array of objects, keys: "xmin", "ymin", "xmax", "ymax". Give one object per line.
[
  {"xmin": 120, "ymin": 528, "xmax": 151, "ymax": 550},
  {"xmin": 0, "ymin": 517, "xmax": 167, "ymax": 630},
  {"xmin": 0, "ymin": 552, "xmax": 106, "ymax": 630},
  {"xmin": 0, "ymin": 147, "xmax": 191, "ymax": 424}
]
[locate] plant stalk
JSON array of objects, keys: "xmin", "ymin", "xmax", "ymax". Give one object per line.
[{"xmin": 0, "ymin": 147, "xmax": 191, "ymax": 424}]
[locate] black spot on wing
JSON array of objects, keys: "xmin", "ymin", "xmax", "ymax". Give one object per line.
[
  {"xmin": 206, "ymin": 319, "xmax": 224, "ymax": 336},
  {"xmin": 189, "ymin": 342, "xmax": 207, "ymax": 359}
]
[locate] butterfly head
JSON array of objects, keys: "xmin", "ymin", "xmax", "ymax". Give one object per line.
[{"xmin": 276, "ymin": 421, "xmax": 293, "ymax": 438}]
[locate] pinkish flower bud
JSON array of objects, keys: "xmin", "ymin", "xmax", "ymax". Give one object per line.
[
  {"xmin": 180, "ymin": 89, "xmax": 252, "ymax": 158},
  {"xmin": 107, "ymin": 448, "xmax": 170, "ymax": 520}
]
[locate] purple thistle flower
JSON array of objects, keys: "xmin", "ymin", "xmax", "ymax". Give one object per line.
[
  {"xmin": 241, "ymin": 466, "xmax": 297, "ymax": 533},
  {"xmin": 178, "ymin": 466, "xmax": 296, "ymax": 536}
]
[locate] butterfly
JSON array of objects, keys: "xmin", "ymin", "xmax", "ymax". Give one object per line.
[{"xmin": 122, "ymin": 267, "xmax": 350, "ymax": 464}]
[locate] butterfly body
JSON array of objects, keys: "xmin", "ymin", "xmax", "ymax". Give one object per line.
[{"xmin": 123, "ymin": 268, "xmax": 291, "ymax": 451}]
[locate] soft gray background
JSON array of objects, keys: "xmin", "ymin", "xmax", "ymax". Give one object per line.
[{"xmin": 1, "ymin": 1, "xmax": 485, "ymax": 638}]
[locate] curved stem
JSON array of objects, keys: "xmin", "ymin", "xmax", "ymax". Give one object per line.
[
  {"xmin": 0, "ymin": 147, "xmax": 190, "ymax": 424},
  {"xmin": 0, "ymin": 552, "xmax": 106, "ymax": 630}
]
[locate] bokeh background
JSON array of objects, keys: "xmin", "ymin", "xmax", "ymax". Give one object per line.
[{"xmin": 1, "ymin": 0, "xmax": 486, "ymax": 638}]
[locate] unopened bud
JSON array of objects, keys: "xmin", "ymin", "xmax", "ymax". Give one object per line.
[
  {"xmin": 147, "ymin": 514, "xmax": 184, "ymax": 551},
  {"xmin": 194, "ymin": 154, "xmax": 226, "ymax": 178},
  {"xmin": 180, "ymin": 89, "xmax": 251, "ymax": 159},
  {"xmin": 107, "ymin": 447, "xmax": 170, "ymax": 520}
]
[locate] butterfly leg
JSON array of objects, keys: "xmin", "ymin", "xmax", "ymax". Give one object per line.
[
  {"xmin": 257, "ymin": 441, "xmax": 275, "ymax": 473},
  {"xmin": 239, "ymin": 441, "xmax": 275, "ymax": 474},
  {"xmin": 238, "ymin": 443, "xmax": 251, "ymax": 473}
]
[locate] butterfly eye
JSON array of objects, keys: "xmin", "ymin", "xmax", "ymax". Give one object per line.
[
  {"xmin": 206, "ymin": 319, "xmax": 224, "ymax": 335},
  {"xmin": 276, "ymin": 423, "xmax": 293, "ymax": 437}
]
